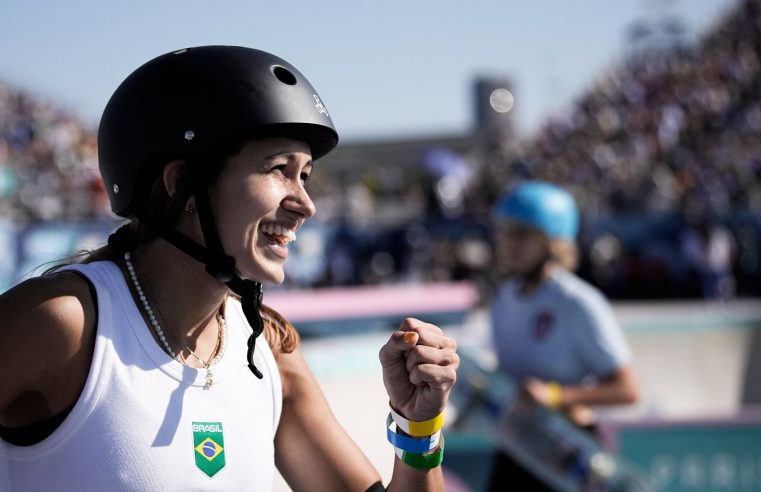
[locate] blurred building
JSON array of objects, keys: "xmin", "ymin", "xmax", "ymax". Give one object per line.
[{"xmin": 314, "ymin": 75, "xmax": 518, "ymax": 228}]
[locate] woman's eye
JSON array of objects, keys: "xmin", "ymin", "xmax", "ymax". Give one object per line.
[{"xmin": 269, "ymin": 163, "xmax": 310, "ymax": 185}]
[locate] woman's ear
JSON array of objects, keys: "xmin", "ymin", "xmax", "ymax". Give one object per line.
[{"xmin": 162, "ymin": 159, "xmax": 186, "ymax": 198}]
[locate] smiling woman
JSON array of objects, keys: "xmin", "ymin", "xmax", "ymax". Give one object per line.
[
  {"xmin": 0, "ymin": 46, "xmax": 458, "ymax": 492},
  {"xmin": 209, "ymin": 140, "xmax": 316, "ymax": 285}
]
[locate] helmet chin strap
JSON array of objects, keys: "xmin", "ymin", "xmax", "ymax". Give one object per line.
[
  {"xmin": 133, "ymin": 185, "xmax": 265, "ymax": 380},
  {"xmin": 194, "ymin": 185, "xmax": 264, "ymax": 379}
]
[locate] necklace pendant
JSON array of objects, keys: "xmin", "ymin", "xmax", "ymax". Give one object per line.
[{"xmin": 204, "ymin": 368, "xmax": 214, "ymax": 390}]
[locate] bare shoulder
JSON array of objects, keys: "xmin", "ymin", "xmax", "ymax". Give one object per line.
[
  {"xmin": 0, "ymin": 270, "xmax": 97, "ymax": 415},
  {"xmin": 0, "ymin": 270, "xmax": 95, "ymax": 349},
  {"xmin": 273, "ymin": 347, "xmax": 321, "ymax": 402}
]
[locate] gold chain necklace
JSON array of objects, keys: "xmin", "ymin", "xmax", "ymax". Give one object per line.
[
  {"xmin": 182, "ymin": 314, "xmax": 226, "ymax": 389},
  {"xmin": 124, "ymin": 252, "xmax": 227, "ymax": 390}
]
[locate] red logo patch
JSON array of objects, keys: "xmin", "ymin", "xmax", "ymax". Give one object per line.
[{"xmin": 532, "ymin": 310, "xmax": 555, "ymax": 341}]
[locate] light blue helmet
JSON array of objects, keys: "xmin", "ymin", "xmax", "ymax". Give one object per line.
[{"xmin": 493, "ymin": 181, "xmax": 579, "ymax": 240}]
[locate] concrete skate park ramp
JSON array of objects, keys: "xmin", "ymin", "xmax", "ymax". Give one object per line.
[
  {"xmin": 265, "ymin": 284, "xmax": 761, "ymax": 491},
  {"xmin": 598, "ymin": 301, "xmax": 761, "ymax": 492}
]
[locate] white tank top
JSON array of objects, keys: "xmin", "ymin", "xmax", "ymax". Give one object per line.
[{"xmin": 1, "ymin": 261, "xmax": 282, "ymax": 491}]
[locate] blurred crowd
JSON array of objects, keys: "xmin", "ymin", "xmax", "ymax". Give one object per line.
[
  {"xmin": 496, "ymin": 0, "xmax": 761, "ymax": 219},
  {"xmin": 0, "ymin": 83, "xmax": 108, "ymax": 221},
  {"xmin": 1, "ymin": 0, "xmax": 760, "ymax": 299},
  {"xmin": 308, "ymin": 0, "xmax": 761, "ymax": 299},
  {"xmin": 485, "ymin": 0, "xmax": 761, "ymax": 298}
]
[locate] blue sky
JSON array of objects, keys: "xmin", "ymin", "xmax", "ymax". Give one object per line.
[{"xmin": 1, "ymin": 0, "xmax": 737, "ymax": 142}]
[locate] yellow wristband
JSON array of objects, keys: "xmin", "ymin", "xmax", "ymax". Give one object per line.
[
  {"xmin": 546, "ymin": 382, "xmax": 563, "ymax": 410},
  {"xmin": 389, "ymin": 406, "xmax": 444, "ymax": 437}
]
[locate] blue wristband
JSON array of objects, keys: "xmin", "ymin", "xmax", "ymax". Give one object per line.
[{"xmin": 386, "ymin": 413, "xmax": 441, "ymax": 453}]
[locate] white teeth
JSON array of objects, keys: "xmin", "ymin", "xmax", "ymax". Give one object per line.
[{"xmin": 261, "ymin": 223, "xmax": 296, "ymax": 242}]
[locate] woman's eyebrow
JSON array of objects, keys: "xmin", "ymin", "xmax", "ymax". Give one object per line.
[{"xmin": 265, "ymin": 151, "xmax": 296, "ymax": 161}]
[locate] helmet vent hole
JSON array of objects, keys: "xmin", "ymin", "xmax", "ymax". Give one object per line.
[{"xmin": 272, "ymin": 66, "xmax": 297, "ymax": 85}]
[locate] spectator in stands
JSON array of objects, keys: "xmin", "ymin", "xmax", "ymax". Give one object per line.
[{"xmin": 679, "ymin": 213, "xmax": 737, "ymax": 298}]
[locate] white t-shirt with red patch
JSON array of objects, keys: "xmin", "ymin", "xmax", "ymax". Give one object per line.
[{"xmin": 491, "ymin": 267, "xmax": 631, "ymax": 385}]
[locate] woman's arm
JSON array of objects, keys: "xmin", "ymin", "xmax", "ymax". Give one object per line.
[
  {"xmin": 553, "ymin": 364, "xmax": 639, "ymax": 407},
  {"xmin": 275, "ymin": 318, "xmax": 458, "ymax": 492},
  {"xmin": 274, "ymin": 348, "xmax": 382, "ymax": 491},
  {"xmin": 0, "ymin": 272, "xmax": 95, "ymax": 427},
  {"xmin": 522, "ymin": 364, "xmax": 639, "ymax": 425},
  {"xmin": 379, "ymin": 318, "xmax": 458, "ymax": 492}
]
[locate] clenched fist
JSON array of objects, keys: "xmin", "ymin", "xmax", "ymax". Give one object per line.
[{"xmin": 379, "ymin": 318, "xmax": 459, "ymax": 422}]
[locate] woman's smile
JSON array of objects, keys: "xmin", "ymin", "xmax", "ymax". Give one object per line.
[{"xmin": 258, "ymin": 222, "xmax": 298, "ymax": 259}]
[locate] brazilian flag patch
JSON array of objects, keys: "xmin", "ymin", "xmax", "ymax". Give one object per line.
[{"xmin": 192, "ymin": 421, "xmax": 226, "ymax": 478}]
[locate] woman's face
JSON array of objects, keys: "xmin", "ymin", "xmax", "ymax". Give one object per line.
[
  {"xmin": 494, "ymin": 219, "xmax": 549, "ymax": 276},
  {"xmin": 208, "ymin": 137, "xmax": 316, "ymax": 285}
]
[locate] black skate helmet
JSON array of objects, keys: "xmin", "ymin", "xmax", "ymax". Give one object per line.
[
  {"xmin": 98, "ymin": 46, "xmax": 339, "ymax": 378},
  {"xmin": 99, "ymin": 45, "xmax": 337, "ymax": 216}
]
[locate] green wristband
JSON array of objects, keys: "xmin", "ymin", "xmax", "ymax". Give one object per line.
[{"xmin": 394, "ymin": 435, "xmax": 445, "ymax": 470}]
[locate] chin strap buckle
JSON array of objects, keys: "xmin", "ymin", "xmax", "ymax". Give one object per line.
[{"xmin": 205, "ymin": 256, "xmax": 236, "ymax": 283}]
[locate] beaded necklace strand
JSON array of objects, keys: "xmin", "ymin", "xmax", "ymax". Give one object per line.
[{"xmin": 124, "ymin": 252, "xmax": 227, "ymax": 389}]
